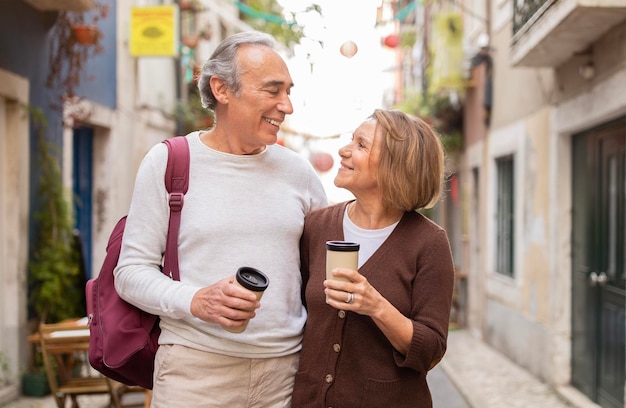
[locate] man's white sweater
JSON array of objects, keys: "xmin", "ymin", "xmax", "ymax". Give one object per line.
[{"xmin": 114, "ymin": 132, "xmax": 327, "ymax": 358}]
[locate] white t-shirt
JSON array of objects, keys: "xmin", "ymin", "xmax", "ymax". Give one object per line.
[{"xmin": 343, "ymin": 205, "xmax": 399, "ymax": 268}]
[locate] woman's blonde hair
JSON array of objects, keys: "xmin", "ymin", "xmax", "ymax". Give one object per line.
[{"xmin": 372, "ymin": 109, "xmax": 445, "ymax": 211}]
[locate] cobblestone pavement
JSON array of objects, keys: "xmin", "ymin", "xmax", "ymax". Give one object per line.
[
  {"xmin": 429, "ymin": 363, "xmax": 470, "ymax": 408},
  {"xmin": 440, "ymin": 329, "xmax": 601, "ymax": 408},
  {"xmin": 1, "ymin": 388, "xmax": 145, "ymax": 408},
  {"xmin": 1, "ymin": 395, "xmax": 111, "ymax": 408}
]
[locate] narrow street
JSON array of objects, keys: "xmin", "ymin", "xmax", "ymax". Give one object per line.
[{"xmin": 430, "ymin": 364, "xmax": 470, "ymax": 408}]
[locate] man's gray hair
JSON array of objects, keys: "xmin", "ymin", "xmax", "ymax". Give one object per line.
[{"xmin": 197, "ymin": 31, "xmax": 276, "ymax": 111}]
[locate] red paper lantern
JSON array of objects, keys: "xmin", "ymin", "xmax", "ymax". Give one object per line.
[
  {"xmin": 340, "ymin": 41, "xmax": 358, "ymax": 58},
  {"xmin": 311, "ymin": 152, "xmax": 334, "ymax": 173},
  {"xmin": 383, "ymin": 34, "xmax": 400, "ymax": 48}
]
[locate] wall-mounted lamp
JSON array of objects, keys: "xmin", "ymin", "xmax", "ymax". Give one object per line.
[{"xmin": 579, "ymin": 61, "xmax": 595, "ymax": 80}]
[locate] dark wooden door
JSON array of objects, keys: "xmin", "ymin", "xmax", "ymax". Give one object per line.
[
  {"xmin": 571, "ymin": 118, "xmax": 625, "ymax": 408},
  {"xmin": 73, "ymin": 127, "xmax": 94, "ymax": 278}
]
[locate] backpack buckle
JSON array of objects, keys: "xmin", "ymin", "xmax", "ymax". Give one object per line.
[{"xmin": 169, "ymin": 193, "xmax": 184, "ymax": 212}]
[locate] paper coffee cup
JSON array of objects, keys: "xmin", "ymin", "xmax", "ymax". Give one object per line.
[
  {"xmin": 226, "ymin": 266, "xmax": 269, "ymax": 333},
  {"xmin": 325, "ymin": 241, "xmax": 359, "ymax": 302}
]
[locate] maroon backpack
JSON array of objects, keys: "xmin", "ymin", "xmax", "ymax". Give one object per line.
[{"xmin": 86, "ymin": 136, "xmax": 189, "ymax": 389}]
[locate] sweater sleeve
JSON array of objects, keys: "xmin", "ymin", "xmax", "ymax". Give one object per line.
[
  {"xmin": 395, "ymin": 228, "xmax": 455, "ymax": 372},
  {"xmin": 114, "ymin": 142, "xmax": 199, "ymax": 319}
]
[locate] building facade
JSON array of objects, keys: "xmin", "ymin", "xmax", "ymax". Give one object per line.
[{"xmin": 460, "ymin": 1, "xmax": 625, "ymax": 407}]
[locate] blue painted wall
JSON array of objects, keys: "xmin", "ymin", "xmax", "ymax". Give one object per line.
[
  {"xmin": 76, "ymin": 0, "xmax": 117, "ymax": 107},
  {"xmin": 0, "ymin": 0, "xmax": 116, "ymax": 263}
]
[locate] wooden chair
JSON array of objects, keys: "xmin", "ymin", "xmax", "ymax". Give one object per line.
[{"xmin": 38, "ymin": 322, "xmax": 123, "ymax": 408}]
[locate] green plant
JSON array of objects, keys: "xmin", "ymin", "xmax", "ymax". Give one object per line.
[
  {"xmin": 237, "ymin": 0, "xmax": 308, "ymax": 48},
  {"xmin": 174, "ymin": 88, "xmax": 215, "ymax": 134},
  {"xmin": 393, "ymin": 89, "xmax": 464, "ymax": 153},
  {"xmin": 46, "ymin": 1, "xmax": 109, "ymax": 106},
  {"xmin": 27, "ymin": 108, "xmax": 84, "ymax": 324},
  {"xmin": 400, "ymin": 29, "xmax": 417, "ymax": 48},
  {"xmin": 0, "ymin": 352, "xmax": 13, "ymax": 387}
]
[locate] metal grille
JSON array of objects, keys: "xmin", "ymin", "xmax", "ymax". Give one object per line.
[{"xmin": 512, "ymin": 0, "xmax": 555, "ymax": 37}]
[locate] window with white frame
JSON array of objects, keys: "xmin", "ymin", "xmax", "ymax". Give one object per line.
[{"xmin": 495, "ymin": 155, "xmax": 514, "ymax": 277}]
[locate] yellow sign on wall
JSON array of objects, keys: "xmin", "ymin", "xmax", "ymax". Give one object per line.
[{"xmin": 130, "ymin": 5, "xmax": 179, "ymax": 57}]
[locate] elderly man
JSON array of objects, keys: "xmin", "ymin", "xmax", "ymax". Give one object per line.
[{"xmin": 115, "ymin": 31, "xmax": 327, "ymax": 407}]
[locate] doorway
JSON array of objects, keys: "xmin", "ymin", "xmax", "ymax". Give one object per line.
[
  {"xmin": 73, "ymin": 127, "xmax": 94, "ymax": 278},
  {"xmin": 571, "ymin": 117, "xmax": 625, "ymax": 408}
]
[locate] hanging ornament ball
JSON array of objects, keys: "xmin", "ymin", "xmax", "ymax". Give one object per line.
[
  {"xmin": 383, "ymin": 34, "xmax": 400, "ymax": 48},
  {"xmin": 311, "ymin": 152, "xmax": 334, "ymax": 173},
  {"xmin": 339, "ymin": 40, "xmax": 358, "ymax": 58}
]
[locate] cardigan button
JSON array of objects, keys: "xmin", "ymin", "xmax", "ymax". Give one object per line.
[
  {"xmin": 338, "ymin": 310, "xmax": 346, "ymax": 319},
  {"xmin": 333, "ymin": 343, "xmax": 341, "ymax": 353},
  {"xmin": 325, "ymin": 374, "xmax": 333, "ymax": 383}
]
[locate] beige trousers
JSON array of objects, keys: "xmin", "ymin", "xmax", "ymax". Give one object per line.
[{"xmin": 150, "ymin": 344, "xmax": 299, "ymax": 408}]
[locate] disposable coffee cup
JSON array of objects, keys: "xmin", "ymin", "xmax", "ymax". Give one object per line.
[
  {"xmin": 325, "ymin": 241, "xmax": 359, "ymax": 302},
  {"xmin": 226, "ymin": 266, "xmax": 269, "ymax": 333}
]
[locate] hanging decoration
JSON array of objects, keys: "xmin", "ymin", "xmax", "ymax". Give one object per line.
[
  {"xmin": 310, "ymin": 152, "xmax": 334, "ymax": 173},
  {"xmin": 179, "ymin": 0, "xmax": 198, "ymax": 11},
  {"xmin": 233, "ymin": 1, "xmax": 297, "ymax": 26},
  {"xmin": 383, "ymin": 34, "xmax": 400, "ymax": 48},
  {"xmin": 430, "ymin": 12, "xmax": 464, "ymax": 92},
  {"xmin": 375, "ymin": 1, "xmax": 418, "ymax": 26},
  {"xmin": 182, "ymin": 34, "xmax": 199, "ymax": 49},
  {"xmin": 340, "ymin": 40, "xmax": 358, "ymax": 58}
]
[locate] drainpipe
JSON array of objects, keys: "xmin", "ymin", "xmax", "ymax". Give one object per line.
[
  {"xmin": 175, "ymin": 0, "xmax": 183, "ymax": 135},
  {"xmin": 480, "ymin": 0, "xmax": 491, "ymax": 342}
]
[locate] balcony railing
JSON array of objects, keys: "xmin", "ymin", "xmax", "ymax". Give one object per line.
[
  {"xmin": 512, "ymin": 0, "xmax": 626, "ymax": 66},
  {"xmin": 512, "ymin": 0, "xmax": 556, "ymax": 38}
]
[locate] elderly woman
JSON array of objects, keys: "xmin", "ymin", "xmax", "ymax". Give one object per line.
[{"xmin": 292, "ymin": 109, "xmax": 455, "ymax": 408}]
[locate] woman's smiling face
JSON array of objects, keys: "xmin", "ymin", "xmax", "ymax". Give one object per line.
[{"xmin": 334, "ymin": 119, "xmax": 384, "ymax": 196}]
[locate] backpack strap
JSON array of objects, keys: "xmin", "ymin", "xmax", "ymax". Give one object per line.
[{"xmin": 162, "ymin": 136, "xmax": 190, "ymax": 281}]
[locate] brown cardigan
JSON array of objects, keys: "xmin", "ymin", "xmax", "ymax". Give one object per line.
[{"xmin": 292, "ymin": 202, "xmax": 455, "ymax": 408}]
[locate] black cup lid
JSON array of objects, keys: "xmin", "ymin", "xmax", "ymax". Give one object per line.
[
  {"xmin": 326, "ymin": 241, "xmax": 360, "ymax": 252},
  {"xmin": 236, "ymin": 267, "xmax": 269, "ymax": 291}
]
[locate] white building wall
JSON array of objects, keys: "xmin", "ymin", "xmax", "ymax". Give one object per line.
[
  {"xmin": 0, "ymin": 69, "xmax": 30, "ymax": 403},
  {"xmin": 467, "ymin": 0, "xmax": 626, "ymax": 395}
]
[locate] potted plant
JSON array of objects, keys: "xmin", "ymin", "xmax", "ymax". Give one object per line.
[
  {"xmin": 70, "ymin": 24, "xmax": 101, "ymax": 45},
  {"xmin": 393, "ymin": 89, "xmax": 464, "ymax": 154},
  {"xmin": 46, "ymin": 1, "xmax": 109, "ymax": 106},
  {"xmin": 21, "ymin": 364, "xmax": 49, "ymax": 398},
  {"xmin": 179, "ymin": 0, "xmax": 199, "ymax": 11},
  {"xmin": 173, "ymin": 87, "xmax": 215, "ymax": 134}
]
